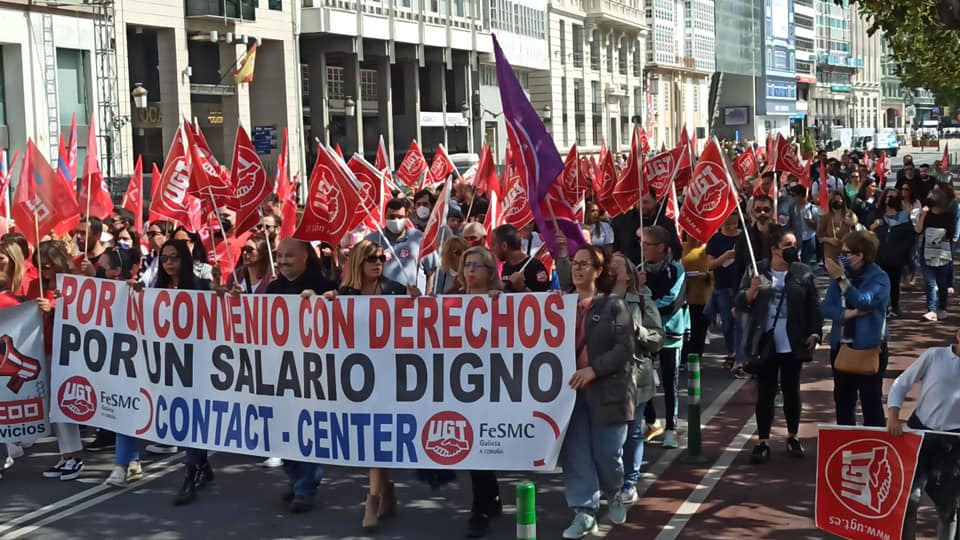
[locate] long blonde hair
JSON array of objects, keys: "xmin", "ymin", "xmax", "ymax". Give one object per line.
[
  {"xmin": 341, "ymin": 240, "xmax": 384, "ymax": 291},
  {"xmin": 440, "ymin": 236, "xmax": 469, "ymax": 273},
  {"xmin": 450, "ymin": 246, "xmax": 503, "ymax": 293},
  {"xmin": 0, "ymin": 241, "xmax": 25, "ymax": 294}
]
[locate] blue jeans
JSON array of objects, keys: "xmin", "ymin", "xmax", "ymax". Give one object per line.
[
  {"xmin": 923, "ymin": 263, "xmax": 952, "ymax": 312},
  {"xmin": 560, "ymin": 395, "xmax": 628, "ymax": 515},
  {"xmin": 283, "ymin": 460, "xmax": 324, "ymax": 497},
  {"xmin": 185, "ymin": 448, "xmax": 207, "ymax": 466},
  {"xmin": 115, "ymin": 434, "xmax": 139, "ymax": 466},
  {"xmin": 621, "ymin": 402, "xmax": 646, "ymax": 490},
  {"xmin": 705, "ymin": 288, "xmax": 736, "ymax": 355}
]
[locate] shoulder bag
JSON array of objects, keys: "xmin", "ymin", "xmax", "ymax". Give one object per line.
[{"xmin": 745, "ymin": 288, "xmax": 785, "ymax": 375}]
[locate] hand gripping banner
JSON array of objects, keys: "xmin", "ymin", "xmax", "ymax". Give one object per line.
[
  {"xmin": 0, "ymin": 302, "xmax": 49, "ymax": 443},
  {"xmin": 50, "ymin": 276, "xmax": 577, "ymax": 470}
]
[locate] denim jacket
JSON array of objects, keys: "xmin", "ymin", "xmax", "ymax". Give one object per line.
[{"xmin": 822, "ymin": 262, "xmax": 890, "ymax": 350}]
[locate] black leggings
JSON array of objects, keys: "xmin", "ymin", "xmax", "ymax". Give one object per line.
[
  {"xmin": 881, "ymin": 264, "xmax": 903, "ymax": 313},
  {"xmin": 755, "ymin": 352, "xmax": 803, "ymax": 440},
  {"xmin": 469, "ymin": 471, "xmax": 500, "ymax": 515},
  {"xmin": 831, "ymin": 343, "xmax": 888, "ymax": 427}
]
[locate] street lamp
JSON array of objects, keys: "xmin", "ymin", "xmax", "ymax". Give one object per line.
[
  {"xmin": 344, "ymin": 96, "xmax": 356, "ymax": 117},
  {"xmin": 131, "ymin": 83, "xmax": 149, "ymax": 110}
]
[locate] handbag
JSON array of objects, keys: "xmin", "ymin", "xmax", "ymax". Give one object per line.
[
  {"xmin": 834, "ymin": 345, "xmax": 880, "ymax": 375},
  {"xmin": 745, "ymin": 287, "xmax": 785, "ymax": 375}
]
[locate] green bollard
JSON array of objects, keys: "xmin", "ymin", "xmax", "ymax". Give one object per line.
[
  {"xmin": 682, "ymin": 353, "xmax": 710, "ymax": 464},
  {"xmin": 516, "ymin": 482, "xmax": 537, "ymax": 540}
]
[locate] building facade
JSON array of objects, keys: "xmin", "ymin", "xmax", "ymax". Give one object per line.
[
  {"xmin": 533, "ymin": 0, "xmax": 648, "ymax": 157},
  {"xmin": 849, "ymin": 2, "xmax": 881, "ymax": 131},
  {"xmin": 710, "ymin": 0, "xmax": 760, "ymax": 142},
  {"xmin": 645, "ymin": 0, "xmax": 713, "ymax": 150},
  {"xmin": 809, "ymin": 0, "xmax": 860, "ymax": 137}
]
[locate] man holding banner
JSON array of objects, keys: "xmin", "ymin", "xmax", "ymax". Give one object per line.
[{"xmin": 888, "ymin": 328, "xmax": 960, "ymax": 540}]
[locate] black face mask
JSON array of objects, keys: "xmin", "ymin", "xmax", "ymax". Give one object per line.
[
  {"xmin": 781, "ymin": 246, "xmax": 800, "ymax": 263},
  {"xmin": 830, "ymin": 201, "xmax": 844, "ymax": 210}
]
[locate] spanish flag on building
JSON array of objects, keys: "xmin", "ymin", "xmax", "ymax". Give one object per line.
[{"xmin": 234, "ymin": 44, "xmax": 257, "ymax": 84}]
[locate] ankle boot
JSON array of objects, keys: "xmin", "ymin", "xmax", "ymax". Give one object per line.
[
  {"xmin": 197, "ymin": 461, "xmax": 215, "ymax": 488},
  {"xmin": 362, "ymin": 494, "xmax": 380, "ymax": 531},
  {"xmin": 173, "ymin": 465, "xmax": 200, "ymax": 506},
  {"xmin": 378, "ymin": 481, "xmax": 397, "ymax": 519}
]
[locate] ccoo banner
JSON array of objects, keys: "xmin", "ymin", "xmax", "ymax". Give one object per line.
[
  {"xmin": 815, "ymin": 425, "xmax": 924, "ymax": 540},
  {"xmin": 50, "ymin": 276, "xmax": 577, "ymax": 470},
  {"xmin": 0, "ymin": 302, "xmax": 49, "ymax": 444}
]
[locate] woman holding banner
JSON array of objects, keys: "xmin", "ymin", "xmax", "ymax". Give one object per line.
[
  {"xmin": 225, "ymin": 235, "xmax": 275, "ymax": 294},
  {"xmin": 555, "ymin": 244, "xmax": 636, "ymax": 539},
  {"xmin": 319, "ymin": 240, "xmax": 415, "ymax": 531},
  {"xmin": 27, "ymin": 240, "xmax": 87, "ymax": 482},
  {"xmin": 446, "ymin": 245, "xmax": 505, "ymax": 538}
]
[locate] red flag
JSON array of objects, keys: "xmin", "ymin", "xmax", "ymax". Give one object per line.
[
  {"xmin": 482, "ymin": 161, "xmax": 503, "ymax": 246},
  {"xmin": 611, "ymin": 127, "xmax": 644, "ymax": 214},
  {"xmin": 875, "ymin": 152, "xmax": 889, "ymax": 179},
  {"xmin": 763, "ymin": 134, "xmax": 806, "ymax": 180},
  {"xmin": 12, "ymin": 139, "xmax": 82, "ymax": 246},
  {"xmin": 274, "ymin": 128, "xmax": 289, "ymax": 196},
  {"xmin": 53, "ymin": 127, "xmax": 81, "ymax": 237},
  {"xmin": 664, "ymin": 181, "xmax": 680, "ymax": 221},
  {"xmin": 184, "ymin": 125, "xmax": 234, "ymax": 210},
  {"xmin": 425, "ymin": 144, "xmax": 455, "ymax": 188},
  {"xmin": 535, "ymin": 247, "xmax": 554, "ymax": 276},
  {"xmin": 230, "ymin": 126, "xmax": 271, "ymax": 234},
  {"xmin": 334, "ymin": 144, "xmax": 344, "ymax": 160},
  {"xmin": 375, "ymin": 135, "xmax": 397, "ymax": 195},
  {"xmin": 78, "ymin": 114, "xmax": 115, "ymax": 219},
  {"xmin": 942, "ymin": 143, "xmax": 950, "ymax": 173},
  {"xmin": 815, "ymin": 426, "xmax": 922, "ymax": 540},
  {"xmin": 347, "ymin": 155, "xmax": 385, "ymax": 230},
  {"xmin": 473, "ymin": 143, "xmax": 499, "ymax": 198},
  {"xmin": 559, "ymin": 145, "xmax": 587, "ymax": 208},
  {"xmin": 732, "ymin": 148, "xmax": 760, "ymax": 184},
  {"xmin": 277, "ymin": 174, "xmax": 298, "ymax": 240},
  {"xmin": 293, "ymin": 144, "xmax": 363, "ymax": 246},
  {"xmin": 122, "ymin": 156, "xmax": 144, "ymax": 234},
  {"xmin": 150, "ymin": 163, "xmax": 161, "ymax": 202},
  {"xmin": 149, "ymin": 128, "xmax": 204, "ymax": 231},
  {"xmin": 500, "ymin": 145, "xmax": 534, "ymax": 230},
  {"xmin": 644, "ymin": 147, "xmax": 683, "ymax": 200},
  {"xmin": 819, "ymin": 160, "xmax": 830, "ymax": 213},
  {"xmin": 677, "ymin": 138, "xmax": 739, "ymax": 243},
  {"xmin": 799, "ymin": 158, "xmax": 813, "ymax": 189},
  {"xmin": 579, "ymin": 156, "xmax": 596, "ymax": 195},
  {"xmin": 595, "ymin": 144, "xmax": 619, "ymax": 217},
  {"xmin": 395, "ymin": 140, "xmax": 428, "ymax": 190},
  {"xmin": 639, "ymin": 128, "xmax": 651, "ymax": 155},
  {"xmin": 419, "ymin": 178, "xmax": 450, "ymax": 265}
]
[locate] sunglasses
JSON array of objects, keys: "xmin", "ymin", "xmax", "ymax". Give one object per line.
[
  {"xmin": 464, "ymin": 235, "xmax": 480, "ymax": 242},
  {"xmin": 753, "ymin": 207, "xmax": 772, "ymax": 214},
  {"xmin": 364, "ymin": 254, "xmax": 387, "ymax": 264},
  {"xmin": 241, "ymin": 246, "xmax": 256, "ymax": 254},
  {"xmin": 159, "ymin": 255, "xmax": 180, "ymax": 264}
]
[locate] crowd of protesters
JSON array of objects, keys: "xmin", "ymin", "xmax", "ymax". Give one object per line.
[{"xmin": 0, "ymin": 146, "xmax": 958, "ymax": 539}]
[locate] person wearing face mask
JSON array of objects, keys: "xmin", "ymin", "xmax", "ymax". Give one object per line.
[
  {"xmin": 140, "ymin": 220, "xmax": 173, "ymax": 286},
  {"xmin": 267, "ymin": 238, "xmax": 337, "ymax": 513},
  {"xmin": 461, "ymin": 222, "xmax": 487, "ymax": 248},
  {"xmin": 734, "ymin": 195, "xmax": 780, "ymax": 291},
  {"xmin": 411, "ymin": 189, "xmax": 436, "ymax": 231},
  {"xmin": 817, "ymin": 190, "xmax": 859, "ymax": 263},
  {"xmin": 738, "ymin": 229, "xmax": 822, "ymax": 463},
  {"xmin": 871, "ymin": 189, "xmax": 915, "ymax": 318},
  {"xmin": 915, "ymin": 187, "xmax": 956, "ymax": 321},
  {"xmin": 823, "ymin": 231, "xmax": 890, "ymax": 427},
  {"xmin": 364, "ymin": 198, "xmax": 437, "ymax": 292},
  {"xmin": 638, "ymin": 226, "xmax": 689, "ymax": 449}
]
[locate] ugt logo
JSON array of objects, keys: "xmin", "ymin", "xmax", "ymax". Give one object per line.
[
  {"xmin": 0, "ymin": 335, "xmax": 41, "ymax": 393},
  {"xmin": 57, "ymin": 376, "xmax": 98, "ymax": 423},
  {"xmin": 825, "ymin": 439, "xmax": 904, "ymax": 519},
  {"xmin": 421, "ymin": 411, "xmax": 474, "ymax": 466}
]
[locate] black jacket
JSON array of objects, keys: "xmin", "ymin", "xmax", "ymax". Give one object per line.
[
  {"xmin": 338, "ymin": 278, "xmax": 406, "ymax": 296},
  {"xmin": 266, "ymin": 271, "xmax": 338, "ymax": 295},
  {"xmin": 875, "ymin": 220, "xmax": 917, "ymax": 269},
  {"xmin": 580, "ymin": 294, "xmax": 638, "ymax": 425},
  {"xmin": 734, "ymin": 223, "xmax": 780, "ymax": 288},
  {"xmin": 735, "ymin": 260, "xmax": 823, "ymax": 361}
]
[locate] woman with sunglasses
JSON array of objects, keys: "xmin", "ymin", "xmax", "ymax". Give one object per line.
[
  {"xmin": 446, "ymin": 246, "xmax": 505, "ymax": 538},
  {"xmin": 319, "ymin": 240, "xmax": 419, "ymax": 531},
  {"xmin": 554, "ymin": 242, "xmax": 636, "ymax": 538},
  {"xmin": 225, "ymin": 235, "xmax": 275, "ymax": 294},
  {"xmin": 172, "ymin": 227, "xmax": 214, "ymax": 282},
  {"xmin": 432, "ymin": 236, "xmax": 468, "ymax": 295},
  {"xmin": 140, "ymin": 221, "xmax": 173, "ymax": 286}
]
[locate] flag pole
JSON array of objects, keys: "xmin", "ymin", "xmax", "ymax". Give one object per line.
[
  {"xmin": 206, "ymin": 190, "xmax": 242, "ymax": 287},
  {"xmin": 655, "ymin": 148, "xmax": 685, "ymax": 223},
  {"xmin": 34, "ymin": 214, "xmax": 44, "ymax": 300},
  {"xmin": 718, "ymin": 137, "xmax": 759, "ymax": 277},
  {"xmin": 258, "ymin": 208, "xmax": 277, "ymax": 276},
  {"xmin": 635, "ymin": 126, "xmax": 645, "ymax": 264}
]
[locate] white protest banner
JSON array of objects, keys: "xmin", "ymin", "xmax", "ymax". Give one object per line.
[
  {"xmin": 0, "ymin": 302, "xmax": 49, "ymax": 443},
  {"xmin": 50, "ymin": 276, "xmax": 577, "ymax": 470}
]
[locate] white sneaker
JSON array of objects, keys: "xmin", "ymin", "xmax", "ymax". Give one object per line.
[
  {"xmin": 3, "ymin": 456, "xmax": 13, "ymax": 471},
  {"xmin": 58, "ymin": 458, "xmax": 84, "ymax": 481},
  {"xmin": 562, "ymin": 512, "xmax": 598, "ymax": 539},
  {"xmin": 146, "ymin": 444, "xmax": 178, "ymax": 455},
  {"xmin": 43, "ymin": 458, "xmax": 68, "ymax": 478},
  {"xmin": 608, "ymin": 493, "xmax": 627, "ymax": 524},
  {"xmin": 261, "ymin": 457, "xmax": 283, "ymax": 468},
  {"xmin": 620, "ymin": 486, "xmax": 638, "ymax": 504},
  {"xmin": 663, "ymin": 429, "xmax": 680, "ymax": 449},
  {"xmin": 105, "ymin": 466, "xmax": 127, "ymax": 487}
]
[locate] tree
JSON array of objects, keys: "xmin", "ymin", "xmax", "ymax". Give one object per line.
[{"xmin": 848, "ymin": 0, "xmax": 960, "ymax": 104}]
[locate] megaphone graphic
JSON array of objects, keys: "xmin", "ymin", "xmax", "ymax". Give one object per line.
[{"xmin": 0, "ymin": 335, "xmax": 41, "ymax": 393}]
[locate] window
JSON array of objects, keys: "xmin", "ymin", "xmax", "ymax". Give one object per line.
[
  {"xmin": 576, "ymin": 117, "xmax": 585, "ymax": 145},
  {"xmin": 268, "ymin": 0, "xmax": 281, "ymax": 10},
  {"xmin": 301, "ymin": 63, "xmax": 310, "ymax": 97},
  {"xmin": 453, "ymin": 0, "xmax": 464, "ymax": 16},
  {"xmin": 56, "ymin": 49, "xmax": 89, "ymax": 125},
  {"xmin": 693, "ymin": 84, "xmax": 698, "ymax": 112},
  {"xmin": 590, "ymin": 32, "xmax": 600, "ymax": 70},
  {"xmin": 572, "ymin": 25, "xmax": 584, "ymax": 67},
  {"xmin": 559, "ymin": 22, "xmax": 566, "ymax": 66},
  {"xmin": 574, "ymin": 80, "xmax": 584, "ymax": 113},
  {"xmin": 327, "ymin": 66, "xmax": 344, "ymax": 99},
  {"xmin": 634, "ymin": 86, "xmax": 642, "ymax": 116},
  {"xmin": 592, "ymin": 116, "xmax": 603, "ymax": 145},
  {"xmin": 607, "ymin": 42, "xmax": 614, "ymax": 73},
  {"xmin": 619, "ymin": 43, "xmax": 627, "ymax": 75},
  {"xmin": 360, "ymin": 69, "xmax": 377, "ymax": 100},
  {"xmin": 591, "ymin": 80, "xmax": 601, "ymax": 108}
]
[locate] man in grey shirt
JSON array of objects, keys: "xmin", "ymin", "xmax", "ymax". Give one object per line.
[
  {"xmin": 364, "ymin": 198, "xmax": 437, "ymax": 291},
  {"xmin": 888, "ymin": 328, "xmax": 960, "ymax": 540}
]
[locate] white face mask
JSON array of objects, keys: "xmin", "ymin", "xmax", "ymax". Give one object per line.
[
  {"xmin": 416, "ymin": 206, "xmax": 431, "ymax": 220},
  {"xmin": 118, "ymin": 240, "xmax": 132, "ymax": 250},
  {"xmin": 386, "ymin": 218, "xmax": 406, "ymax": 234}
]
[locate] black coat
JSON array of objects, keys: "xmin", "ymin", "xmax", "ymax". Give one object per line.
[
  {"xmin": 735, "ymin": 260, "xmax": 823, "ymax": 361},
  {"xmin": 875, "ymin": 220, "xmax": 917, "ymax": 269},
  {"xmin": 266, "ymin": 270, "xmax": 338, "ymax": 295},
  {"xmin": 580, "ymin": 294, "xmax": 637, "ymax": 425}
]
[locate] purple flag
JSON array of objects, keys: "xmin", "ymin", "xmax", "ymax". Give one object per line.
[{"xmin": 493, "ymin": 35, "xmax": 585, "ymax": 260}]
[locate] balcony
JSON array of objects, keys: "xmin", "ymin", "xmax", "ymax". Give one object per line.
[
  {"xmin": 185, "ymin": 0, "xmax": 255, "ymax": 20},
  {"xmin": 817, "ymin": 54, "xmax": 864, "ymax": 70},
  {"xmin": 583, "ymin": 0, "xmax": 647, "ymax": 31}
]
